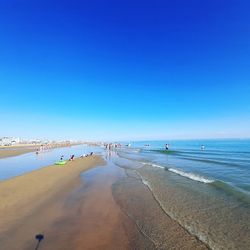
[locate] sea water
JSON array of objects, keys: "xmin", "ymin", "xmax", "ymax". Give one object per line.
[
  {"xmin": 0, "ymin": 145, "xmax": 103, "ymax": 181},
  {"xmin": 114, "ymin": 139, "xmax": 250, "ymax": 249}
]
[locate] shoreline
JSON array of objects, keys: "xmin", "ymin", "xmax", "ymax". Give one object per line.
[
  {"xmin": 112, "ymin": 168, "xmax": 208, "ymax": 249},
  {"xmin": 0, "ymin": 152, "xmax": 212, "ymax": 249}
]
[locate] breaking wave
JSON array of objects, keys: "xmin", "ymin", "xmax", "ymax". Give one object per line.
[
  {"xmin": 140, "ymin": 161, "xmax": 214, "ymax": 184},
  {"xmin": 168, "ymin": 168, "xmax": 215, "ymax": 184}
]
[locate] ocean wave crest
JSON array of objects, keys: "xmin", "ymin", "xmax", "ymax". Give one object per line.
[
  {"xmin": 140, "ymin": 161, "xmax": 214, "ymax": 184},
  {"xmin": 168, "ymin": 168, "xmax": 214, "ymax": 184},
  {"xmin": 151, "ymin": 164, "xmax": 165, "ymax": 169}
]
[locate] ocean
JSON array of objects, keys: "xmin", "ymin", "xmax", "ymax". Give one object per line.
[{"xmin": 112, "ymin": 139, "xmax": 250, "ymax": 249}]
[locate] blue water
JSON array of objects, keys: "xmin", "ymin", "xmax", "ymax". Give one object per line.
[
  {"xmin": 0, "ymin": 145, "xmax": 103, "ymax": 181},
  {"xmin": 124, "ymin": 139, "xmax": 250, "ymax": 196},
  {"xmin": 114, "ymin": 139, "xmax": 250, "ymax": 249}
]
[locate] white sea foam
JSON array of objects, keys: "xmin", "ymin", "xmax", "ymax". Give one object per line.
[
  {"xmin": 168, "ymin": 168, "xmax": 214, "ymax": 184},
  {"xmin": 142, "ymin": 178, "xmax": 150, "ymax": 186},
  {"xmin": 139, "ymin": 161, "xmax": 165, "ymax": 169},
  {"xmin": 151, "ymin": 163, "xmax": 165, "ymax": 169},
  {"xmin": 139, "ymin": 161, "xmax": 213, "ymax": 184},
  {"xmin": 139, "ymin": 161, "xmax": 147, "ymax": 165},
  {"xmin": 137, "ymin": 172, "xmax": 153, "ymax": 191}
]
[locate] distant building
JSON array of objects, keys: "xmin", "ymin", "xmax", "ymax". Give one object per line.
[
  {"xmin": 0, "ymin": 137, "xmax": 20, "ymax": 146},
  {"xmin": 29, "ymin": 139, "xmax": 42, "ymax": 144}
]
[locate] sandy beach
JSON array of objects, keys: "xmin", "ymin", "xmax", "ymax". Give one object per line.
[
  {"xmin": 0, "ymin": 156, "xmax": 104, "ymax": 249},
  {"xmin": 0, "ymin": 143, "xmax": 82, "ymax": 159},
  {"xmin": 0, "ymin": 152, "xmax": 210, "ymax": 249},
  {"xmin": 0, "ymin": 146, "xmax": 37, "ymax": 159},
  {"xmin": 0, "ymin": 155, "xmax": 154, "ymax": 250}
]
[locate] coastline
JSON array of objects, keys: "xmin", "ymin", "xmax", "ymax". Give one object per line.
[
  {"xmin": 112, "ymin": 168, "xmax": 209, "ymax": 249},
  {"xmin": 0, "ymin": 151, "xmax": 216, "ymax": 249},
  {"xmin": 115, "ymin": 145, "xmax": 250, "ymax": 250}
]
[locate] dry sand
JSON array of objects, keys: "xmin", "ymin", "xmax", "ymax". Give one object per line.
[{"xmin": 0, "ymin": 156, "xmax": 105, "ymax": 249}]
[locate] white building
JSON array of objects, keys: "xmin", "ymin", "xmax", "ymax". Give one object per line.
[{"xmin": 0, "ymin": 137, "xmax": 20, "ymax": 146}]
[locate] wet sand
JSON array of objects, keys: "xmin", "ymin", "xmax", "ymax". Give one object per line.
[
  {"xmin": 112, "ymin": 169, "xmax": 209, "ymax": 250},
  {"xmin": 0, "ymin": 147, "xmax": 37, "ymax": 159},
  {"xmin": 0, "ymin": 156, "xmax": 105, "ymax": 249},
  {"xmin": 21, "ymin": 162, "xmax": 154, "ymax": 250},
  {"xmin": 0, "ymin": 156, "xmax": 153, "ymax": 250}
]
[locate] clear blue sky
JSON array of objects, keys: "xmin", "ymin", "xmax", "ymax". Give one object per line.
[{"xmin": 0, "ymin": 0, "xmax": 250, "ymax": 140}]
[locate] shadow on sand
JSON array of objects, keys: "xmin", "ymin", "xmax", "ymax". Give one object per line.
[{"xmin": 35, "ymin": 234, "xmax": 44, "ymax": 250}]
